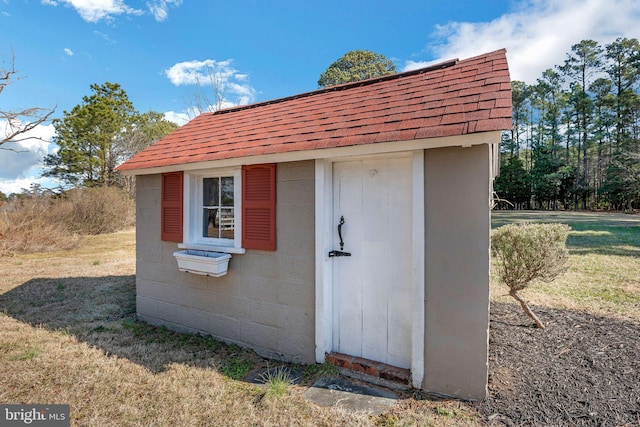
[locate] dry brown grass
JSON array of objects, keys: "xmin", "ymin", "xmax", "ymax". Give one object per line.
[
  {"xmin": 0, "ymin": 187, "xmax": 134, "ymax": 256},
  {"xmin": 6, "ymin": 211, "xmax": 634, "ymax": 425},
  {"xmin": 0, "ymin": 196, "xmax": 82, "ymax": 255},
  {"xmin": 0, "ymin": 229, "xmax": 479, "ymax": 426}
]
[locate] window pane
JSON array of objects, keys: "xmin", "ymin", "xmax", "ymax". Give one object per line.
[
  {"xmin": 201, "ymin": 176, "xmax": 234, "ymax": 241},
  {"xmin": 221, "ymin": 177, "xmax": 234, "ymax": 206},
  {"xmin": 203, "ymin": 177, "xmax": 219, "ymax": 207},
  {"xmin": 219, "ymin": 208, "xmax": 235, "ymax": 239},
  {"xmin": 203, "ymin": 208, "xmax": 219, "ymax": 238}
]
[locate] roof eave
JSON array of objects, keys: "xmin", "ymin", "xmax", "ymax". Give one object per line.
[{"xmin": 118, "ymin": 130, "xmax": 505, "ymax": 176}]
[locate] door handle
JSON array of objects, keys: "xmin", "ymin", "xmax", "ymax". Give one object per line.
[
  {"xmin": 329, "ymin": 215, "xmax": 351, "ymax": 257},
  {"xmin": 338, "ymin": 215, "xmax": 346, "ymax": 251}
]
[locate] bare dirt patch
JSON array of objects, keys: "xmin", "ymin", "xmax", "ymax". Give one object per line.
[{"xmin": 480, "ymin": 301, "xmax": 640, "ymax": 426}]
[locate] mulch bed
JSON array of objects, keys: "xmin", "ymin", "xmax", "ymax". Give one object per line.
[{"xmin": 478, "ymin": 302, "xmax": 640, "ymax": 426}]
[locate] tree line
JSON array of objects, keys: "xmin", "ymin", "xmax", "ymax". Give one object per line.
[
  {"xmin": 1, "ymin": 53, "xmax": 177, "ymax": 197},
  {"xmin": 495, "ymin": 38, "xmax": 640, "ymax": 211},
  {"xmin": 43, "ymin": 82, "xmax": 177, "ymax": 192}
]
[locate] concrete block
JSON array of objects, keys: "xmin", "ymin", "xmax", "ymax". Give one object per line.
[
  {"xmin": 136, "ymin": 261, "xmax": 163, "ymax": 282},
  {"xmin": 137, "ymin": 296, "xmax": 181, "ymax": 325},
  {"xmin": 277, "ymin": 307, "xmax": 315, "ymax": 363},
  {"xmin": 276, "ymin": 160, "xmax": 314, "ymax": 181},
  {"xmin": 179, "ymin": 306, "xmax": 210, "ymax": 333},
  {"xmin": 240, "ymin": 321, "xmax": 278, "ymax": 353},
  {"xmin": 276, "ymin": 281, "xmax": 314, "ymax": 309},
  {"xmin": 137, "ymin": 242, "xmax": 162, "ymax": 263},
  {"xmin": 136, "ymin": 189, "xmax": 160, "ymax": 209},
  {"xmin": 137, "ymin": 278, "xmax": 184, "ymax": 304},
  {"xmin": 236, "ymin": 275, "xmax": 279, "ymax": 304},
  {"xmin": 277, "ymin": 203, "xmax": 315, "ymax": 234},
  {"xmin": 216, "ymin": 294, "xmax": 249, "ymax": 319},
  {"xmin": 241, "ymin": 252, "xmax": 313, "ymax": 282},
  {"xmin": 136, "ymin": 174, "xmax": 161, "ymax": 188},
  {"xmin": 207, "ymin": 313, "xmax": 241, "ymax": 340},
  {"xmin": 277, "ymin": 179, "xmax": 315, "ymax": 205},
  {"xmin": 246, "ymin": 299, "xmax": 287, "ymax": 328}
]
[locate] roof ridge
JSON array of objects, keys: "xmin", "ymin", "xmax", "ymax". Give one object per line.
[{"xmin": 211, "ymin": 57, "xmax": 461, "ymax": 116}]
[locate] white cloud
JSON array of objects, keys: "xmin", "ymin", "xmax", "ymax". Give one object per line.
[
  {"xmin": 42, "ymin": 0, "xmax": 143, "ymax": 23},
  {"xmin": 405, "ymin": 0, "xmax": 640, "ymax": 83},
  {"xmin": 64, "ymin": 48, "xmax": 74, "ymax": 56},
  {"xmin": 0, "ymin": 176, "xmax": 63, "ymax": 196},
  {"xmin": 165, "ymin": 59, "xmax": 233, "ymax": 86},
  {"xmin": 165, "ymin": 58, "xmax": 257, "ymax": 111},
  {"xmin": 163, "ymin": 111, "xmax": 189, "ymax": 126},
  {"xmin": 147, "ymin": 0, "xmax": 182, "ymax": 22},
  {"xmin": 43, "ymin": 0, "xmax": 183, "ymax": 22},
  {"xmin": 403, "ymin": 58, "xmax": 453, "ymax": 72},
  {"xmin": 0, "ymin": 122, "xmax": 58, "ymax": 194}
]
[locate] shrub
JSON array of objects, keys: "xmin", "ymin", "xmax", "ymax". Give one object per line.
[
  {"xmin": 491, "ymin": 222, "xmax": 571, "ymax": 328},
  {"xmin": 0, "ymin": 196, "xmax": 81, "ymax": 255},
  {"xmin": 0, "ymin": 187, "xmax": 134, "ymax": 256},
  {"xmin": 63, "ymin": 187, "xmax": 135, "ymax": 235}
]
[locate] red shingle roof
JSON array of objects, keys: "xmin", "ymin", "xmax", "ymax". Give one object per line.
[{"xmin": 118, "ymin": 49, "xmax": 511, "ymax": 172}]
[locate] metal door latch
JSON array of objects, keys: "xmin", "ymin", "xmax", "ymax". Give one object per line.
[
  {"xmin": 329, "ymin": 215, "xmax": 351, "ymax": 257},
  {"xmin": 329, "ymin": 250, "xmax": 351, "ymax": 257}
]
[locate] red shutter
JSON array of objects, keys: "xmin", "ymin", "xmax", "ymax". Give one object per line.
[
  {"xmin": 242, "ymin": 164, "xmax": 276, "ymax": 250},
  {"xmin": 161, "ymin": 171, "xmax": 183, "ymax": 242}
]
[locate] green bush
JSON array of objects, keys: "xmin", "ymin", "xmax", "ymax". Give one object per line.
[{"xmin": 491, "ymin": 222, "xmax": 570, "ymax": 328}]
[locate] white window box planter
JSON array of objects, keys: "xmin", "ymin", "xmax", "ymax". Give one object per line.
[{"xmin": 173, "ymin": 249, "xmax": 232, "ymax": 277}]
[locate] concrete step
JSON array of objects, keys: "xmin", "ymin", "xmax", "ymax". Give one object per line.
[{"xmin": 303, "ymin": 376, "xmax": 399, "ymax": 416}]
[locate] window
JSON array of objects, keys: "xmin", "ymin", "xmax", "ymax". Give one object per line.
[
  {"xmin": 183, "ymin": 168, "xmax": 242, "ymax": 250},
  {"xmin": 202, "ymin": 176, "xmax": 235, "ymax": 240},
  {"xmin": 161, "ymin": 163, "xmax": 276, "ymax": 252}
]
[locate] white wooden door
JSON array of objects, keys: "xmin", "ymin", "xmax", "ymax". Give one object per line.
[{"xmin": 331, "ymin": 156, "xmax": 413, "ymax": 368}]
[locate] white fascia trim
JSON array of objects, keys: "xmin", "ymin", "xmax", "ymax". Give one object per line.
[
  {"xmin": 314, "ymin": 159, "xmax": 333, "ymax": 362},
  {"xmin": 121, "ymin": 131, "xmax": 503, "ymax": 176},
  {"xmin": 177, "ymin": 243, "xmax": 246, "ymax": 254},
  {"xmin": 411, "ymin": 150, "xmax": 425, "ymax": 388}
]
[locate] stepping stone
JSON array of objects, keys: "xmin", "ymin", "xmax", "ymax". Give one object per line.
[{"xmin": 303, "ymin": 376, "xmax": 398, "ymax": 415}]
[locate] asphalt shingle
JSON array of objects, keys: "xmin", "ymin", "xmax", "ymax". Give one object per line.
[{"xmin": 118, "ymin": 49, "xmax": 512, "ymax": 172}]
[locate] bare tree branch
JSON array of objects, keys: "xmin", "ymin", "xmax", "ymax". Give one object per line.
[{"xmin": 1, "ymin": 51, "xmax": 56, "ymax": 147}]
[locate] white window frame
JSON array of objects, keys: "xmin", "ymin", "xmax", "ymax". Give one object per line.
[{"xmin": 179, "ymin": 167, "xmax": 246, "ymax": 254}]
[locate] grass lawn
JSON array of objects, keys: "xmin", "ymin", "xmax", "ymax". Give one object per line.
[
  {"xmin": 491, "ymin": 211, "xmax": 640, "ymax": 321},
  {"xmin": 0, "ymin": 229, "xmax": 476, "ymax": 426},
  {"xmin": 1, "ymin": 211, "xmax": 637, "ymax": 426}
]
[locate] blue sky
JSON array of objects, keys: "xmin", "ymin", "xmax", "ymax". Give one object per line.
[{"xmin": 1, "ymin": 0, "xmax": 639, "ymax": 194}]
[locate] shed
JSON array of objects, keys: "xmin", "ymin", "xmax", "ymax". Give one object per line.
[{"xmin": 117, "ymin": 49, "xmax": 512, "ymax": 400}]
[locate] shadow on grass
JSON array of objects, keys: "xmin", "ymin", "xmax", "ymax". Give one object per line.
[{"xmin": 0, "ymin": 275, "xmax": 266, "ymax": 378}]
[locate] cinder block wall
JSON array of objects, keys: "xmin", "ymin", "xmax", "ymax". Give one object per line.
[
  {"xmin": 423, "ymin": 144, "xmax": 491, "ymax": 400},
  {"xmin": 135, "ymin": 160, "xmax": 316, "ymax": 363}
]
